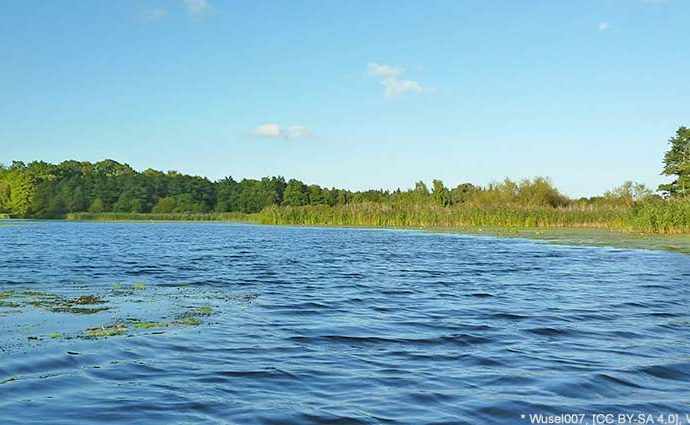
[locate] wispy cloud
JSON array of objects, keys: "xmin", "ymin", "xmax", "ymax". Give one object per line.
[
  {"xmin": 368, "ymin": 63, "xmax": 403, "ymax": 78},
  {"xmin": 597, "ymin": 21, "xmax": 611, "ymax": 31},
  {"xmin": 286, "ymin": 125, "xmax": 310, "ymax": 139},
  {"xmin": 182, "ymin": 0, "xmax": 211, "ymax": 15},
  {"xmin": 253, "ymin": 124, "xmax": 311, "ymax": 140},
  {"xmin": 140, "ymin": 7, "xmax": 167, "ymax": 20},
  {"xmin": 367, "ymin": 63, "xmax": 431, "ymax": 99}
]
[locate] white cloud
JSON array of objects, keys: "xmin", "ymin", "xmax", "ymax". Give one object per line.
[
  {"xmin": 140, "ymin": 8, "xmax": 167, "ymax": 20},
  {"xmin": 381, "ymin": 78, "xmax": 427, "ymax": 98},
  {"xmin": 182, "ymin": 0, "xmax": 210, "ymax": 15},
  {"xmin": 367, "ymin": 62, "xmax": 431, "ymax": 99},
  {"xmin": 598, "ymin": 21, "xmax": 611, "ymax": 31},
  {"xmin": 253, "ymin": 124, "xmax": 283, "ymax": 138},
  {"xmin": 367, "ymin": 63, "xmax": 403, "ymax": 78},
  {"xmin": 253, "ymin": 124, "xmax": 311, "ymax": 140},
  {"xmin": 287, "ymin": 125, "xmax": 310, "ymax": 139}
]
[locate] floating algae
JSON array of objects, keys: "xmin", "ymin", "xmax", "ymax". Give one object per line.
[
  {"xmin": 172, "ymin": 316, "xmax": 201, "ymax": 326},
  {"xmin": 168, "ymin": 305, "xmax": 215, "ymax": 327},
  {"xmin": 87, "ymin": 304, "xmax": 218, "ymax": 338},
  {"xmin": 127, "ymin": 305, "xmax": 216, "ymax": 330},
  {"xmin": 86, "ymin": 323, "xmax": 128, "ymax": 338},
  {"xmin": 195, "ymin": 306, "xmax": 213, "ymax": 316},
  {"xmin": 72, "ymin": 295, "xmax": 106, "ymax": 305},
  {"xmin": 4, "ymin": 282, "xmax": 250, "ymax": 350},
  {"xmin": 22, "ymin": 291, "xmax": 110, "ymax": 315},
  {"xmin": 129, "ymin": 319, "xmax": 168, "ymax": 329},
  {"xmin": 0, "ymin": 300, "xmax": 21, "ymax": 309}
]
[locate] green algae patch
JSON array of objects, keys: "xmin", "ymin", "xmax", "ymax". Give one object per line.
[
  {"xmin": 427, "ymin": 226, "xmax": 690, "ymax": 255},
  {"xmin": 86, "ymin": 324, "xmax": 128, "ymax": 338},
  {"xmin": 50, "ymin": 305, "xmax": 109, "ymax": 314},
  {"xmin": 72, "ymin": 295, "xmax": 106, "ymax": 305},
  {"xmin": 172, "ymin": 316, "xmax": 201, "ymax": 326},
  {"xmin": 4, "ymin": 283, "xmax": 244, "ymax": 353},
  {"xmin": 132, "ymin": 321, "xmax": 168, "ymax": 329},
  {"xmin": 195, "ymin": 306, "xmax": 213, "ymax": 316},
  {"xmin": 169, "ymin": 305, "xmax": 215, "ymax": 326},
  {"xmin": 21, "ymin": 291, "xmax": 110, "ymax": 315}
]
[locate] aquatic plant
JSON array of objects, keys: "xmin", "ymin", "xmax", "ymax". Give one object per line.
[
  {"xmin": 131, "ymin": 321, "xmax": 168, "ymax": 329},
  {"xmin": 172, "ymin": 316, "xmax": 201, "ymax": 326},
  {"xmin": 254, "ymin": 202, "xmax": 690, "ymax": 235},
  {"xmin": 24, "ymin": 291, "xmax": 109, "ymax": 315},
  {"xmin": 195, "ymin": 306, "xmax": 213, "ymax": 316},
  {"xmin": 86, "ymin": 324, "xmax": 128, "ymax": 338},
  {"xmin": 72, "ymin": 295, "xmax": 106, "ymax": 305},
  {"xmin": 132, "ymin": 282, "xmax": 146, "ymax": 290}
]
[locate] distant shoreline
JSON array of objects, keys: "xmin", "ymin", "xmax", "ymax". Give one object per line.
[{"xmin": 56, "ymin": 211, "xmax": 690, "ymax": 255}]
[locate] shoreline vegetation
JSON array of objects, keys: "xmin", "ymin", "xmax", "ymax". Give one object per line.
[
  {"xmin": 64, "ymin": 202, "xmax": 690, "ymax": 234},
  {"xmin": 2, "ymin": 127, "xmax": 689, "ymax": 234},
  {"xmin": 59, "ymin": 210, "xmax": 690, "ymax": 255},
  {"xmin": 62, "ymin": 210, "xmax": 690, "ymax": 255}
]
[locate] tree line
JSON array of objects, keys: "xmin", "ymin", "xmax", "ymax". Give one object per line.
[{"xmin": 1, "ymin": 127, "xmax": 688, "ymax": 219}]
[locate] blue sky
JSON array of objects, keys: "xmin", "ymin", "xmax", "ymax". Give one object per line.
[{"xmin": 1, "ymin": 0, "xmax": 688, "ymax": 197}]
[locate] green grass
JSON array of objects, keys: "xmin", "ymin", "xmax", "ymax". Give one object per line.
[
  {"xmin": 257, "ymin": 202, "xmax": 690, "ymax": 235},
  {"xmin": 258, "ymin": 204, "xmax": 621, "ymax": 229},
  {"xmin": 65, "ymin": 212, "xmax": 257, "ymax": 222},
  {"xmin": 0, "ymin": 213, "xmax": 9, "ymax": 219},
  {"xmin": 63, "ymin": 201, "xmax": 690, "ymax": 235}
]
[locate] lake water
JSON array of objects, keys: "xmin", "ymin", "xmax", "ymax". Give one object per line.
[{"xmin": 1, "ymin": 221, "xmax": 690, "ymax": 424}]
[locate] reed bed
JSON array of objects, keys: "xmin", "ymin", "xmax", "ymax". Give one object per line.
[
  {"xmin": 257, "ymin": 202, "xmax": 690, "ymax": 234},
  {"xmin": 66, "ymin": 202, "xmax": 690, "ymax": 235}
]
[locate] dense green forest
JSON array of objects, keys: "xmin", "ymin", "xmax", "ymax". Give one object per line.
[
  {"xmin": 0, "ymin": 160, "xmax": 657, "ymax": 218},
  {"xmin": 2, "ymin": 127, "xmax": 689, "ymax": 233}
]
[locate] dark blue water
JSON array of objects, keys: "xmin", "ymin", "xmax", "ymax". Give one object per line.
[{"xmin": 1, "ymin": 222, "xmax": 690, "ymax": 424}]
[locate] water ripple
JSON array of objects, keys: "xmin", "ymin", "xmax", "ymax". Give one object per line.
[{"xmin": 1, "ymin": 222, "xmax": 690, "ymax": 424}]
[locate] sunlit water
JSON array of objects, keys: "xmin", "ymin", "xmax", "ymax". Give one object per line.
[{"xmin": 1, "ymin": 221, "xmax": 690, "ymax": 424}]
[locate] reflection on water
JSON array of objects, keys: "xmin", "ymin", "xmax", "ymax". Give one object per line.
[{"xmin": 1, "ymin": 222, "xmax": 690, "ymax": 424}]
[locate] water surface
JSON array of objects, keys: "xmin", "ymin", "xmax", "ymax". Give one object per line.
[{"xmin": 1, "ymin": 221, "xmax": 690, "ymax": 424}]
